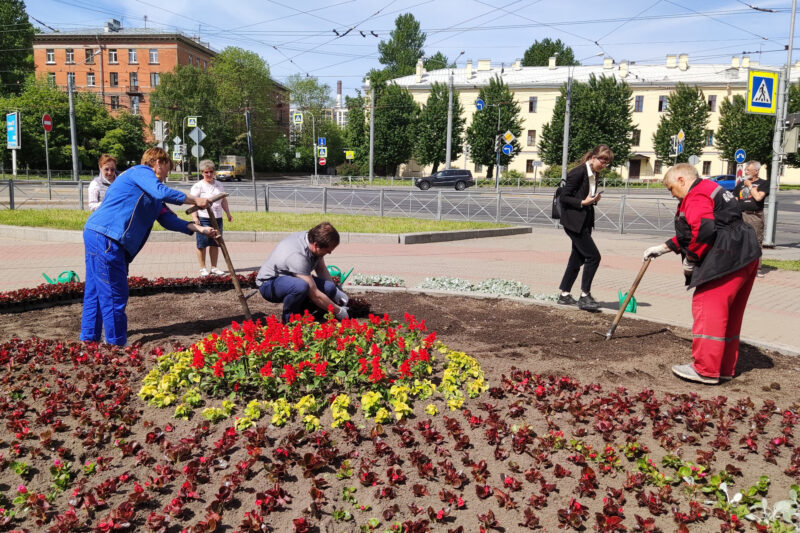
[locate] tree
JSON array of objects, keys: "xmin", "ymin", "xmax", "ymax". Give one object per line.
[
  {"xmin": 539, "ymin": 74, "xmax": 635, "ymax": 167},
  {"xmin": 423, "ymin": 52, "xmax": 451, "ymax": 71},
  {"xmin": 377, "ymin": 13, "xmax": 426, "ymax": 78},
  {"xmin": 0, "ymin": 0, "xmax": 35, "ymax": 96},
  {"xmin": 414, "ymin": 82, "xmax": 465, "ymax": 172},
  {"xmin": 373, "ymin": 84, "xmax": 418, "ymax": 175},
  {"xmin": 465, "ymin": 76, "xmax": 523, "ymax": 179},
  {"xmin": 343, "ymin": 92, "xmax": 369, "ymax": 173},
  {"xmin": 149, "ymin": 65, "xmax": 222, "ymax": 164},
  {"xmin": 285, "ymin": 74, "xmax": 333, "ymax": 110},
  {"xmin": 521, "ymin": 38, "xmax": 577, "ymax": 67},
  {"xmin": 715, "ymin": 94, "xmax": 774, "ymax": 172},
  {"xmin": 0, "ymin": 78, "xmax": 145, "ymax": 170},
  {"xmin": 652, "ymin": 83, "xmax": 709, "ymax": 164},
  {"xmin": 209, "ymin": 47, "xmax": 276, "ymax": 167}
]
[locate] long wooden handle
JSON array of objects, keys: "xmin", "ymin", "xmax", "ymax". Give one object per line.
[
  {"xmin": 185, "ymin": 192, "xmax": 229, "ymax": 215},
  {"xmin": 605, "ymin": 258, "xmax": 651, "ymax": 340},
  {"xmin": 204, "ymin": 213, "xmax": 252, "ymax": 322}
]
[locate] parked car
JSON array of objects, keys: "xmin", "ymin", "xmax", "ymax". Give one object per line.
[
  {"xmin": 705, "ymin": 174, "xmax": 737, "ymax": 191},
  {"xmin": 414, "ymin": 169, "xmax": 475, "ymax": 191}
]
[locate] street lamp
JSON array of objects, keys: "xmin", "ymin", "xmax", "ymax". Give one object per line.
[
  {"xmin": 67, "ymin": 48, "xmax": 104, "ymax": 181},
  {"xmin": 445, "ymin": 50, "xmax": 465, "ymax": 170},
  {"xmin": 305, "ymin": 111, "xmax": 318, "ymax": 182}
]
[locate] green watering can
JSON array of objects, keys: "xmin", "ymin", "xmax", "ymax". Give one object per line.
[
  {"xmin": 43, "ymin": 270, "xmax": 80, "ymax": 284},
  {"xmin": 327, "ymin": 265, "xmax": 354, "ymax": 284},
  {"xmin": 618, "ymin": 290, "xmax": 637, "ymax": 313}
]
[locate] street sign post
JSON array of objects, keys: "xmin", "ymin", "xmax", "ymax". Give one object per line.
[
  {"xmin": 746, "ymin": 69, "xmax": 779, "ymax": 115},
  {"xmin": 187, "ymin": 117, "xmax": 198, "ymax": 128},
  {"xmin": 502, "ymin": 144, "xmax": 513, "ymax": 156},
  {"xmin": 188, "ymin": 127, "xmax": 206, "ymax": 176},
  {"xmin": 503, "ymin": 130, "xmax": 516, "ymax": 144},
  {"xmin": 6, "ymin": 111, "xmax": 20, "ymax": 176},
  {"xmin": 317, "ymin": 147, "xmax": 327, "ymax": 158},
  {"xmin": 42, "ymin": 114, "xmax": 53, "ymax": 183},
  {"xmin": 318, "ymin": 137, "xmax": 326, "ymax": 147},
  {"xmin": 319, "ymin": 157, "xmax": 326, "ymax": 166},
  {"xmin": 734, "ymin": 149, "xmax": 747, "ymax": 164},
  {"xmin": 190, "ymin": 145, "xmax": 205, "ymax": 158},
  {"xmin": 292, "ymin": 112, "xmax": 303, "ymax": 126},
  {"xmin": 475, "ymin": 98, "xmax": 485, "ymax": 111}
]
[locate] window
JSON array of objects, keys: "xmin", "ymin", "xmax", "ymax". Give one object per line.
[
  {"xmin": 658, "ymin": 95, "xmax": 668, "ymax": 112},
  {"xmin": 526, "ymin": 160, "xmax": 535, "ymax": 173},
  {"xmin": 108, "ymin": 49, "xmax": 118, "ymax": 63},
  {"xmin": 188, "ymin": 53, "xmax": 193, "ymax": 65},
  {"xmin": 708, "ymin": 95, "xmax": 717, "ymax": 112},
  {"xmin": 46, "ymin": 49, "xmax": 55, "ymax": 63},
  {"xmin": 203, "ymin": 60, "xmax": 207, "ymax": 69},
  {"xmin": 109, "ymin": 72, "xmax": 118, "ymax": 87},
  {"xmin": 128, "ymin": 48, "xmax": 138, "ymax": 63},
  {"xmin": 131, "ymin": 96, "xmax": 140, "ymax": 114},
  {"xmin": 528, "ymin": 96, "xmax": 538, "ymax": 113},
  {"xmin": 129, "ymin": 72, "xmax": 138, "ymax": 88},
  {"xmin": 702, "ymin": 161, "xmax": 711, "ymax": 175},
  {"xmin": 149, "ymin": 48, "xmax": 158, "ymax": 63},
  {"xmin": 705, "ymin": 129, "xmax": 714, "ymax": 147},
  {"xmin": 65, "ymin": 48, "xmax": 74, "ymax": 64},
  {"xmin": 654, "ymin": 160, "xmax": 663, "ymax": 174},
  {"xmin": 66, "ymin": 72, "xmax": 75, "ymax": 86},
  {"xmin": 47, "ymin": 72, "xmax": 55, "ymax": 85},
  {"xmin": 87, "ymin": 72, "xmax": 95, "ymax": 86},
  {"xmin": 85, "ymin": 48, "xmax": 95, "ymax": 64},
  {"xmin": 634, "ymin": 95, "xmax": 644, "ymax": 112},
  {"xmin": 527, "ymin": 129, "xmax": 536, "ymax": 146},
  {"xmin": 150, "ymin": 72, "xmax": 160, "ymax": 87},
  {"xmin": 110, "ymin": 95, "xmax": 119, "ymax": 110},
  {"xmin": 632, "ymin": 129, "xmax": 641, "ymax": 146}
]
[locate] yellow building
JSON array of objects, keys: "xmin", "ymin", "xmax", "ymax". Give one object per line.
[{"xmin": 388, "ymin": 54, "xmax": 800, "ymax": 185}]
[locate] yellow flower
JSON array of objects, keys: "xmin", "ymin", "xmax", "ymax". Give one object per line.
[
  {"xmin": 425, "ymin": 404, "xmax": 438, "ymax": 416},
  {"xmin": 374, "ymin": 407, "xmax": 391, "ymax": 424},
  {"xmin": 303, "ymin": 415, "xmax": 321, "ymax": 432}
]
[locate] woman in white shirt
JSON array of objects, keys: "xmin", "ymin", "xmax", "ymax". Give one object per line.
[
  {"xmin": 88, "ymin": 154, "xmax": 117, "ymax": 211},
  {"xmin": 190, "ymin": 159, "xmax": 233, "ymax": 276}
]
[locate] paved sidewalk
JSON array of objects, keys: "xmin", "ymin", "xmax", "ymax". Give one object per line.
[{"xmin": 1, "ymin": 228, "xmax": 799, "ymax": 354}]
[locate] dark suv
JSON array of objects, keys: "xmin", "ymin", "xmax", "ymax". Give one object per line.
[{"xmin": 414, "ymin": 169, "xmax": 475, "ymax": 191}]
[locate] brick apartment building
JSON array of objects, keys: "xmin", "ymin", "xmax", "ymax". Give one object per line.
[{"xmin": 33, "ymin": 19, "xmax": 289, "ymax": 136}]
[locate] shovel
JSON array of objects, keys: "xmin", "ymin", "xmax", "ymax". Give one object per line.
[
  {"xmin": 601, "ymin": 258, "xmax": 651, "ymax": 340},
  {"xmin": 186, "ymin": 192, "xmax": 252, "ymax": 322}
]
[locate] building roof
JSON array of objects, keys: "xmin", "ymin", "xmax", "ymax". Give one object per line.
[
  {"xmin": 33, "ymin": 27, "xmax": 216, "ymax": 56},
  {"xmin": 388, "ymin": 57, "xmax": 800, "ymax": 90}
]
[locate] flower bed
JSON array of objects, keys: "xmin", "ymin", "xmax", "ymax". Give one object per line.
[{"xmin": 138, "ymin": 312, "xmax": 487, "ymax": 429}]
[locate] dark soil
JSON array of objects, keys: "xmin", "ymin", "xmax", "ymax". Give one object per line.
[{"xmin": 0, "ymin": 289, "xmax": 798, "ymax": 532}]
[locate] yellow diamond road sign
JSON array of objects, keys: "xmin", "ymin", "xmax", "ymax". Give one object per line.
[
  {"xmin": 503, "ymin": 131, "xmax": 515, "ymax": 143},
  {"xmin": 746, "ymin": 69, "xmax": 779, "ymax": 115}
]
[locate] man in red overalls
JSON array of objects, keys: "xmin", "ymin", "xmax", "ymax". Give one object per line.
[{"xmin": 643, "ymin": 163, "xmax": 760, "ymax": 385}]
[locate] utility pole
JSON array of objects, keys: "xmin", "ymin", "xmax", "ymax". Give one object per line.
[
  {"xmin": 495, "ymin": 105, "xmax": 501, "ymax": 190},
  {"xmin": 560, "ymin": 73, "xmax": 573, "ymax": 183},
  {"xmin": 369, "ymin": 84, "xmax": 375, "ymax": 180},
  {"xmin": 68, "ymin": 77, "xmax": 79, "ymax": 181},
  {"xmin": 765, "ymin": 0, "xmax": 796, "ymax": 247}
]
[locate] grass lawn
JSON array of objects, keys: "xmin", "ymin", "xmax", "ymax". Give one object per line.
[
  {"xmin": 762, "ymin": 258, "xmax": 800, "ymax": 271},
  {"xmin": 0, "ymin": 209, "xmax": 509, "ymax": 234}
]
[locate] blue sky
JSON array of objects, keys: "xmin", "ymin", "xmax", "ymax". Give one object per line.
[{"xmin": 26, "ymin": 0, "xmax": 798, "ymax": 98}]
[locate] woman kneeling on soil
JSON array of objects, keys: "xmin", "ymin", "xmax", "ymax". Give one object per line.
[
  {"xmin": 80, "ymin": 147, "xmax": 217, "ymax": 346},
  {"xmin": 556, "ymin": 144, "xmax": 613, "ymax": 312},
  {"xmin": 190, "ymin": 159, "xmax": 232, "ymax": 276},
  {"xmin": 643, "ymin": 163, "xmax": 760, "ymax": 385}
]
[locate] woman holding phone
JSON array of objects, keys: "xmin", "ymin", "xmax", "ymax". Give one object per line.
[{"xmin": 556, "ymin": 144, "xmax": 613, "ymax": 311}]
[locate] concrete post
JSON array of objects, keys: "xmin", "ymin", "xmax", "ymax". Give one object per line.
[{"xmin": 322, "ymin": 187, "xmax": 328, "ymax": 214}]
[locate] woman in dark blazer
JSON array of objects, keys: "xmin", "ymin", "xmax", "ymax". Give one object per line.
[{"xmin": 557, "ymin": 144, "xmax": 613, "ymax": 311}]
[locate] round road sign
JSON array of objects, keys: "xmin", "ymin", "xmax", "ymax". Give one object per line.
[
  {"xmin": 734, "ymin": 149, "xmax": 746, "ymax": 164},
  {"xmin": 42, "ymin": 114, "xmax": 53, "ymax": 132},
  {"xmin": 475, "ymin": 98, "xmax": 485, "ymax": 111},
  {"xmin": 319, "ymin": 157, "xmax": 327, "ymax": 166}
]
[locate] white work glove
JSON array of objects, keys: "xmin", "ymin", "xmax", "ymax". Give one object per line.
[
  {"xmin": 335, "ymin": 288, "xmax": 349, "ymax": 306},
  {"xmin": 682, "ymin": 257, "xmax": 694, "ymax": 276},
  {"xmin": 334, "ymin": 306, "xmax": 349, "ymax": 320},
  {"xmin": 643, "ymin": 243, "xmax": 670, "ymax": 261}
]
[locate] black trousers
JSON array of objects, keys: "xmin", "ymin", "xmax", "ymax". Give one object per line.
[{"xmin": 559, "ymin": 226, "xmax": 601, "ymax": 294}]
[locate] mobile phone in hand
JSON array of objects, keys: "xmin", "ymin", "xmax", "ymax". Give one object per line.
[{"xmin": 593, "ymin": 189, "xmax": 605, "ymax": 197}]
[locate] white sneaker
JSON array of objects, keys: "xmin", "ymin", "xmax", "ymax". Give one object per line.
[
  {"xmin": 199, "ymin": 268, "xmax": 210, "ymax": 277},
  {"xmin": 210, "ymin": 267, "xmax": 225, "ymax": 275}
]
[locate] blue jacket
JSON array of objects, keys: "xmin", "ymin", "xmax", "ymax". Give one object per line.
[{"xmin": 84, "ymin": 164, "xmax": 191, "ymax": 261}]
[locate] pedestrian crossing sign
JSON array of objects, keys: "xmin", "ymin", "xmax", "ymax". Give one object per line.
[{"xmin": 746, "ymin": 69, "xmax": 779, "ymax": 115}]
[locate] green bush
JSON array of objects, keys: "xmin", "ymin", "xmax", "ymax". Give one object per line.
[
  {"xmin": 336, "ymin": 161, "xmax": 367, "ymax": 176},
  {"xmin": 541, "ymin": 164, "xmax": 563, "ymax": 186}
]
